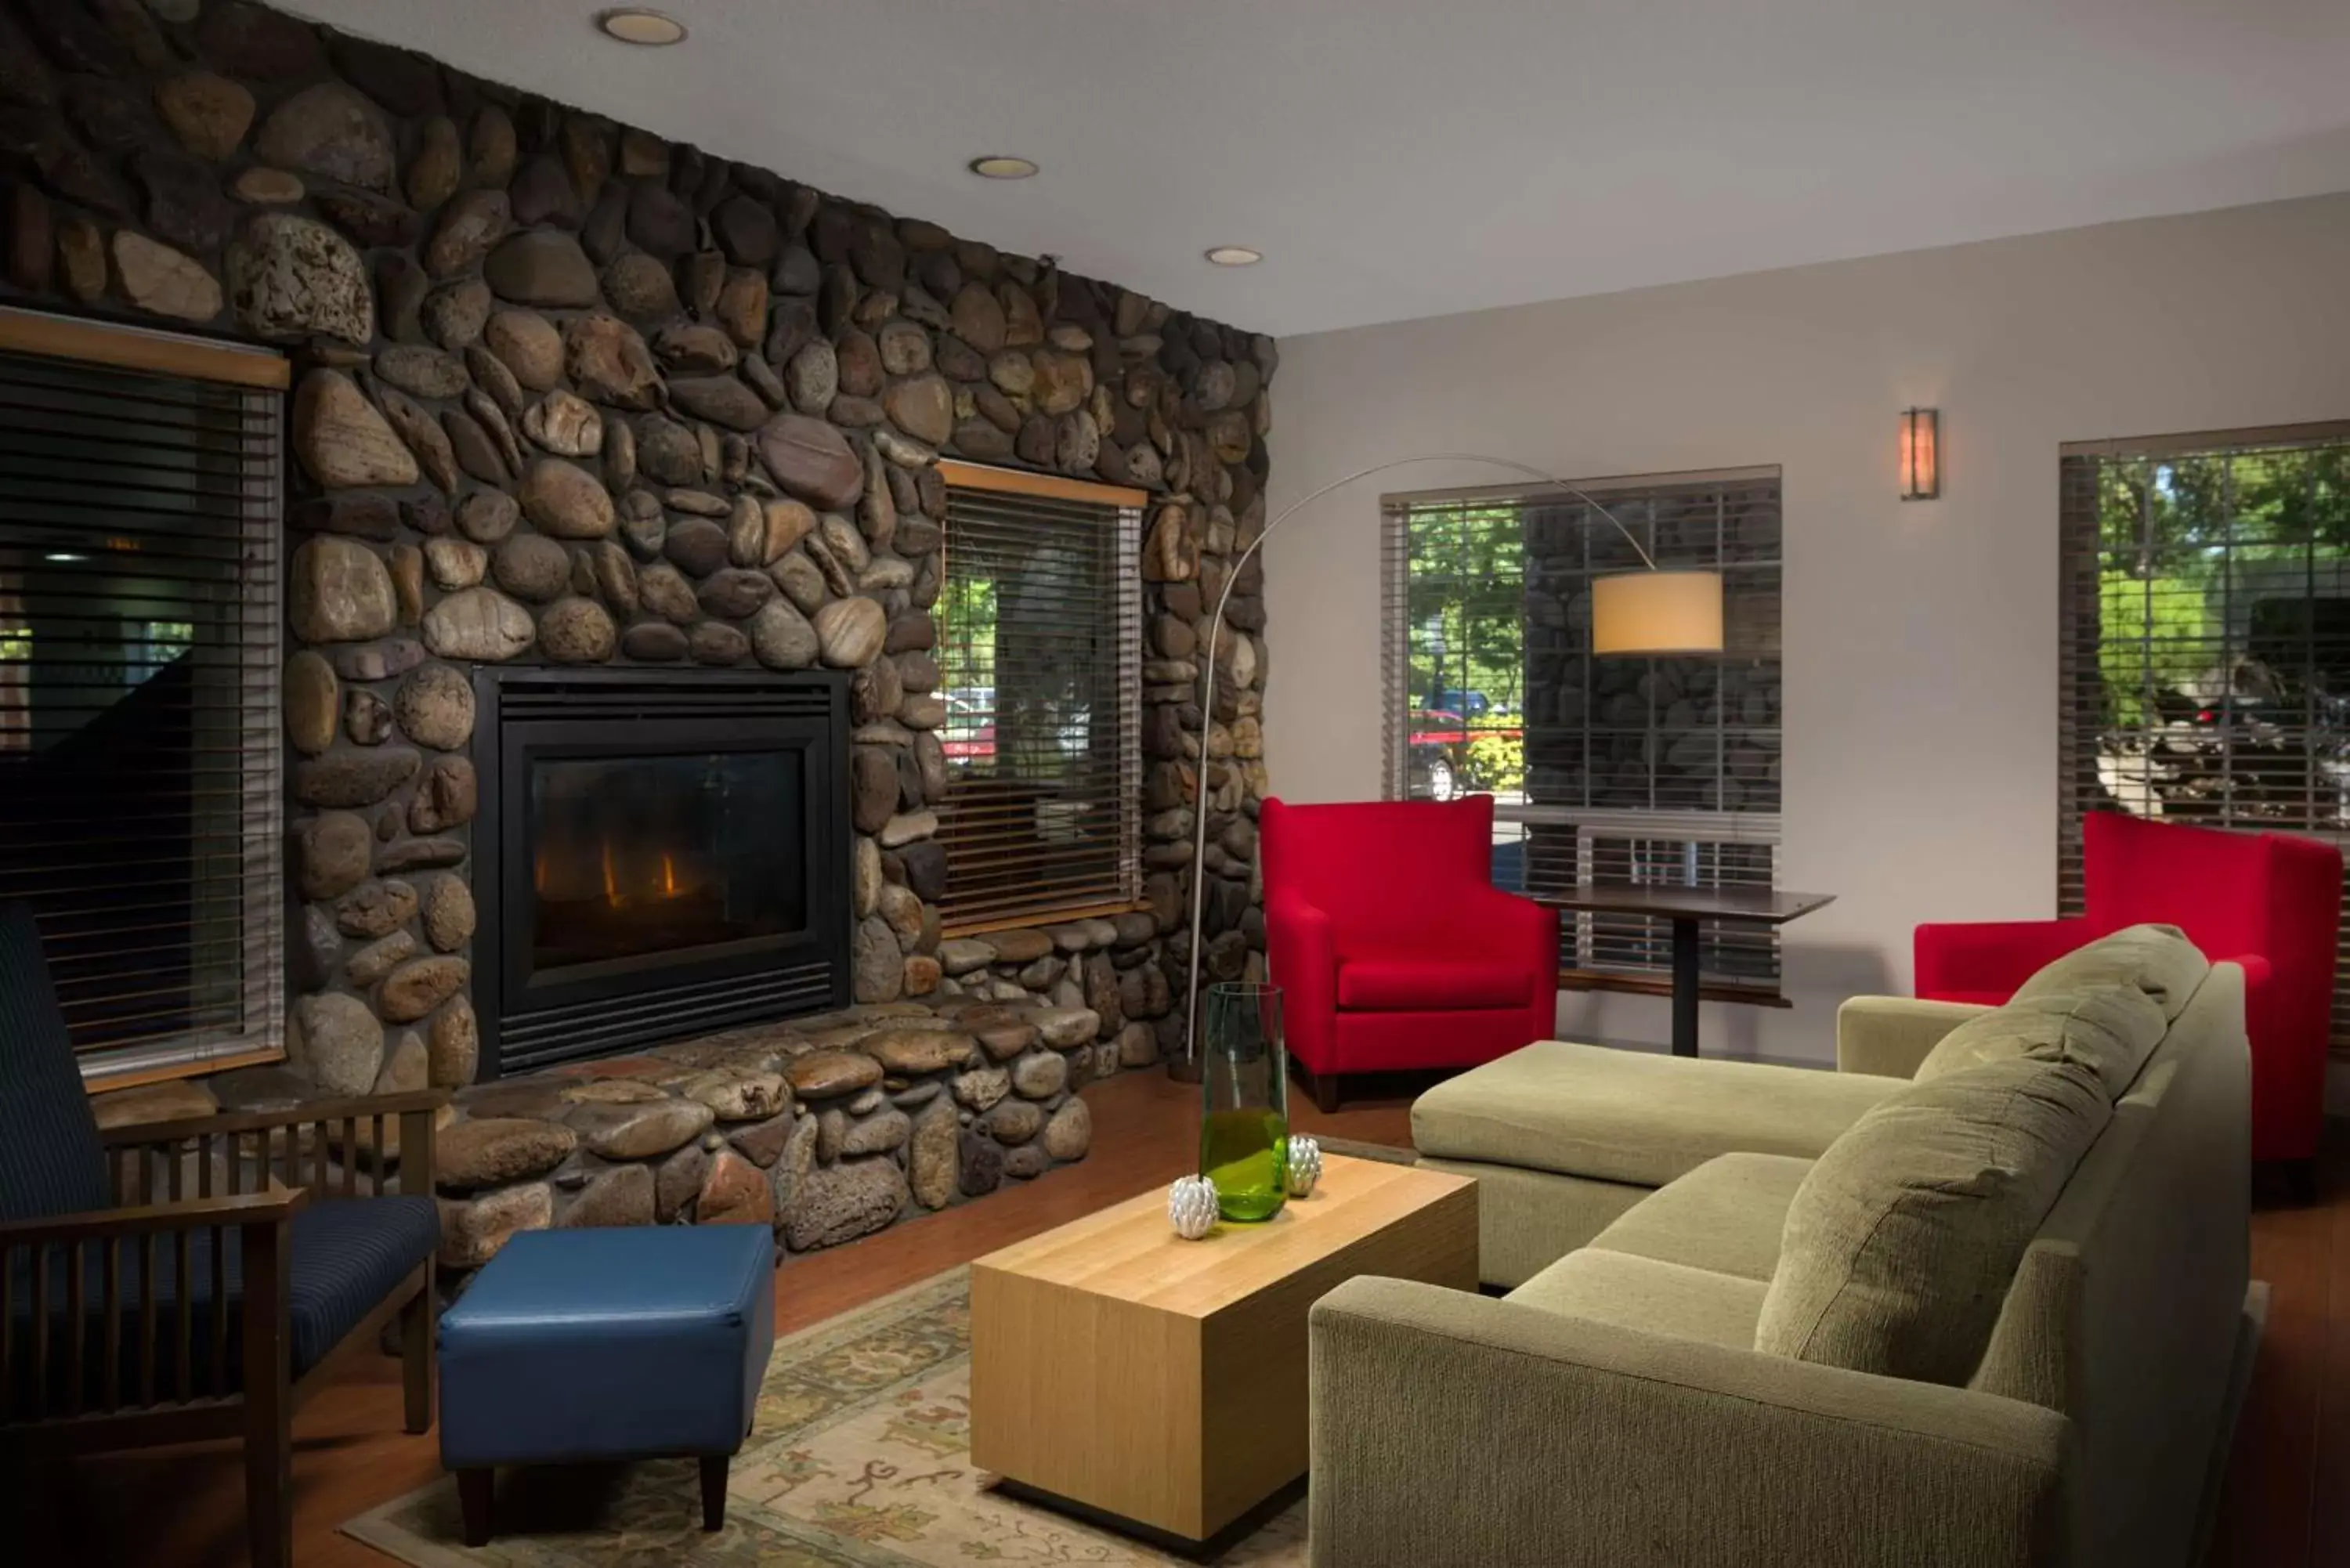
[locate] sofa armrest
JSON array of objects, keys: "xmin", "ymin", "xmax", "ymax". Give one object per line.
[
  {"xmin": 1309, "ymin": 1277, "xmax": 2072, "ymax": 1568},
  {"xmin": 1914, "ymin": 917, "xmax": 2092, "ymax": 1000},
  {"xmin": 1835, "ymin": 995, "xmax": 1993, "ymax": 1079},
  {"xmin": 1457, "ymin": 887, "xmax": 1561, "ymax": 974}
]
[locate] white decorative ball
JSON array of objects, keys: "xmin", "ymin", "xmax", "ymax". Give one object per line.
[
  {"xmin": 1285, "ymin": 1135, "xmax": 1322, "ymax": 1198},
  {"xmin": 1168, "ymin": 1175, "xmax": 1220, "ymax": 1240}
]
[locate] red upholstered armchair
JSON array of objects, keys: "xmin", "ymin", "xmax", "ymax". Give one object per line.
[
  {"xmin": 1261, "ymin": 795, "xmax": 1559, "ymax": 1111},
  {"xmin": 1915, "ymin": 811, "xmax": 2341, "ymax": 1169}
]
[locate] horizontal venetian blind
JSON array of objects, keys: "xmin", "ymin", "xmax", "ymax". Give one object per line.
[
  {"xmin": 2058, "ymin": 426, "xmax": 2350, "ymax": 1044},
  {"xmin": 0, "ymin": 334, "xmax": 284, "ymax": 1083},
  {"xmin": 937, "ymin": 479, "xmax": 1143, "ymax": 930},
  {"xmin": 1381, "ymin": 468, "xmax": 1785, "ymax": 988}
]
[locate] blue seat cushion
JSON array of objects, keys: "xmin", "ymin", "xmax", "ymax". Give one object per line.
[
  {"xmin": 5, "ymin": 1194, "xmax": 439, "ymax": 1407},
  {"xmin": 439, "ymin": 1226, "xmax": 776, "ymax": 1469}
]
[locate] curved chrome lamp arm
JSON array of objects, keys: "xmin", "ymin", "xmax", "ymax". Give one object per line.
[{"xmin": 1180, "ymin": 453, "xmax": 1658, "ymax": 1068}]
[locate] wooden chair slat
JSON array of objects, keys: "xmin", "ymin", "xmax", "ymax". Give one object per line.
[
  {"xmin": 175, "ymin": 1228, "xmax": 193, "ymax": 1404},
  {"xmin": 33, "ymin": 1245, "xmax": 52, "ymax": 1418},
  {"xmin": 137, "ymin": 1232, "xmax": 157, "ymax": 1407},
  {"xmin": 1, "ymin": 1244, "xmax": 17, "ymax": 1420},
  {"xmin": 66, "ymin": 1239, "xmax": 85, "ymax": 1418},
  {"xmin": 208, "ymin": 1223, "xmax": 228, "ymax": 1395},
  {"xmin": 342, "ymin": 1118, "xmax": 358, "ymax": 1198},
  {"xmin": 371, "ymin": 1115, "xmax": 387, "ymax": 1197},
  {"xmin": 102, "ymin": 1240, "xmax": 121, "ymax": 1410}
]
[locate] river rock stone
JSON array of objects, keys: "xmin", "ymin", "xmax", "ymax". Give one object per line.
[
  {"xmin": 483, "ymin": 228, "xmax": 598, "ymax": 307},
  {"xmin": 1036, "ymin": 1006, "xmax": 1101, "ymax": 1048},
  {"xmin": 378, "ymin": 955, "xmax": 468, "ymax": 1022},
  {"xmin": 1012, "ymin": 1050, "xmax": 1068, "ymax": 1099},
  {"xmin": 290, "ymin": 536, "xmax": 396, "ymax": 643},
  {"xmin": 667, "ymin": 374, "xmax": 767, "ymax": 431},
  {"xmin": 1040, "ymin": 1097, "xmax": 1092, "ymax": 1161},
  {"xmin": 422, "ymin": 587, "xmax": 534, "ymax": 661},
  {"xmin": 376, "ymin": 385, "xmax": 457, "ymax": 493},
  {"xmin": 394, "ymin": 663, "xmax": 474, "ymax": 750},
  {"xmin": 815, "ymin": 597, "xmax": 887, "ymax": 667},
  {"xmin": 784, "ymin": 1159, "xmax": 907, "ymax": 1251},
  {"xmin": 755, "ymin": 414, "xmax": 862, "ymax": 508},
  {"xmin": 484, "ymin": 308, "xmax": 562, "ymax": 390},
  {"xmin": 426, "ymin": 1009, "xmax": 477, "ymax": 1102},
  {"xmin": 854, "ymin": 913, "xmax": 903, "ymax": 1003},
  {"xmin": 960, "ymin": 1131, "xmax": 1004, "ymax": 1196},
  {"xmin": 296, "ymin": 991, "xmax": 384, "ymax": 1097},
  {"xmin": 681, "ymin": 1070, "xmax": 789, "ymax": 1122},
  {"xmin": 284, "ymin": 650, "xmax": 338, "ymax": 754},
  {"xmin": 491, "ymin": 532, "xmax": 570, "ymax": 601},
  {"xmin": 408, "ymin": 753, "xmax": 476, "ymax": 831},
  {"xmin": 157, "ymin": 70, "xmax": 255, "ymax": 161},
  {"xmin": 296, "ymin": 812, "xmax": 372, "ymax": 900},
  {"xmin": 334, "ymin": 878, "xmax": 416, "ymax": 938},
  {"xmin": 565, "ymin": 313, "xmax": 661, "ymax": 409},
  {"xmin": 569, "ymin": 1098, "xmax": 715, "ymax": 1160},
  {"xmin": 539, "ymin": 596, "xmax": 616, "ymax": 663},
  {"xmin": 695, "ymin": 1149, "xmax": 775, "ymax": 1227},
  {"xmin": 561, "ymin": 1164, "xmax": 656, "ymax": 1228},
  {"xmin": 909, "ymin": 1102, "xmax": 958, "ymax": 1209},
  {"xmin": 863, "ymin": 1027, "xmax": 974, "ymax": 1075},
  {"xmin": 254, "ymin": 81, "xmax": 393, "ymax": 191},
  {"xmin": 438, "ymin": 1183, "xmax": 551, "ymax": 1269},
  {"xmin": 422, "ymin": 875, "xmax": 475, "ymax": 952},
  {"xmin": 295, "ymin": 370, "xmax": 417, "ymax": 488},
  {"xmin": 989, "ymin": 1100, "xmax": 1043, "ymax": 1145},
  {"xmin": 437, "ymin": 1117, "xmax": 576, "ymax": 1191},
  {"xmin": 655, "ymin": 1143, "xmax": 705, "ymax": 1223},
  {"xmin": 373, "ymin": 343, "xmax": 466, "ymax": 400},
  {"xmin": 883, "ymin": 374, "xmax": 953, "ymax": 446},
  {"xmin": 785, "ymin": 1050, "xmax": 882, "ymax": 1099},
  {"xmin": 516, "ymin": 457, "xmax": 614, "ymax": 540}
]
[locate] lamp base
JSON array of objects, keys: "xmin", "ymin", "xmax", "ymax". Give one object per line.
[{"xmin": 1164, "ymin": 1053, "xmax": 1202, "ymax": 1086}]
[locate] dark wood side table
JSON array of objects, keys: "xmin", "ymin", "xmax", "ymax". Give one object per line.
[{"xmin": 1531, "ymin": 883, "xmax": 1835, "ymax": 1057}]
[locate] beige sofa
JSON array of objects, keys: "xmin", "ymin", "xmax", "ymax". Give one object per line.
[{"xmin": 1308, "ymin": 928, "xmax": 2256, "ymax": 1568}]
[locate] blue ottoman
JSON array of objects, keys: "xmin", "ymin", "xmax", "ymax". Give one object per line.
[{"xmin": 439, "ymin": 1225, "xmax": 776, "ymax": 1545}]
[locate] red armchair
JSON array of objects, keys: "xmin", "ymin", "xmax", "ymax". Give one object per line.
[
  {"xmin": 1915, "ymin": 811, "xmax": 2341, "ymax": 1169},
  {"xmin": 1261, "ymin": 795, "xmax": 1559, "ymax": 1111}
]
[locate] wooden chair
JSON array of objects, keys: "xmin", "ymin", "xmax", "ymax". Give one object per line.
[{"xmin": 0, "ymin": 905, "xmax": 446, "ymax": 1567}]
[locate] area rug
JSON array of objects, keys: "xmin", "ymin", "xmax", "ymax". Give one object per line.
[{"xmin": 342, "ymin": 1266, "xmax": 1306, "ymax": 1567}]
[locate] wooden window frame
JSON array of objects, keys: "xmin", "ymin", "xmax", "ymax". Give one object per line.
[
  {"xmin": 934, "ymin": 461, "xmax": 1148, "ymax": 935},
  {"xmin": 0, "ymin": 308, "xmax": 289, "ymax": 1090}
]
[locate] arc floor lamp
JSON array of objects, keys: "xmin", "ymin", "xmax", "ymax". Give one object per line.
[{"xmin": 1179, "ymin": 453, "xmax": 1726, "ymax": 1071}]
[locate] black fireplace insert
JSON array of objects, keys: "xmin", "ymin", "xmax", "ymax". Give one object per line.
[{"xmin": 469, "ymin": 667, "xmax": 852, "ymax": 1076}]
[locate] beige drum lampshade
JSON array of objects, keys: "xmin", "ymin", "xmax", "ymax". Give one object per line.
[{"xmin": 1591, "ymin": 569, "xmax": 1724, "ymax": 656}]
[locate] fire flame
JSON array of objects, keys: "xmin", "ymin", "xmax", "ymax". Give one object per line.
[
  {"xmin": 660, "ymin": 853, "xmax": 678, "ymax": 897},
  {"xmin": 602, "ymin": 838, "xmax": 619, "ymax": 905}
]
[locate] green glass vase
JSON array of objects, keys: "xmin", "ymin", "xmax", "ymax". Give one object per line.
[{"xmin": 1198, "ymin": 981, "xmax": 1289, "ymax": 1222}]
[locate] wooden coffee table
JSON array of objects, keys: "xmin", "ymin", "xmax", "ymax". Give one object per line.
[{"xmin": 969, "ymin": 1154, "xmax": 1477, "ymax": 1545}]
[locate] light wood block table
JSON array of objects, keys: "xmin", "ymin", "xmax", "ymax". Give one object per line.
[{"xmin": 969, "ymin": 1154, "xmax": 1477, "ymax": 1544}]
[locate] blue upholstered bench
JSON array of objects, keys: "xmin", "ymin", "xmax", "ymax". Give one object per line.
[{"xmin": 439, "ymin": 1224, "xmax": 776, "ymax": 1545}]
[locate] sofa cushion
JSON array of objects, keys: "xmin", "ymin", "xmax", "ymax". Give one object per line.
[
  {"xmin": 2012, "ymin": 922, "xmax": 2209, "ymax": 1021},
  {"xmin": 1587, "ymin": 1152, "xmax": 1814, "ymax": 1283},
  {"xmin": 1754, "ymin": 1057, "xmax": 2113, "ymax": 1386},
  {"xmin": 1337, "ymin": 957, "xmax": 1535, "ymax": 1011},
  {"xmin": 1507, "ymin": 1248, "xmax": 1769, "ymax": 1350},
  {"xmin": 1411, "ymin": 1039, "xmax": 1903, "ymax": 1188},
  {"xmin": 1914, "ymin": 985, "xmax": 2167, "ymax": 1100}
]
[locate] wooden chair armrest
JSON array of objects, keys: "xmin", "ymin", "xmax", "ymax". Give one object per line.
[
  {"xmin": 0, "ymin": 1187, "xmax": 308, "ymax": 1247},
  {"xmin": 98, "ymin": 1089, "xmax": 452, "ymax": 1148}
]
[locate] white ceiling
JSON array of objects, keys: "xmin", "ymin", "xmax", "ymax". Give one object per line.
[{"xmin": 288, "ymin": 0, "xmax": 2350, "ymax": 338}]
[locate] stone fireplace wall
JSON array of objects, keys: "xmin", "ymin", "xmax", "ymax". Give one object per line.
[{"xmin": 4, "ymin": 0, "xmax": 1272, "ymax": 1260}]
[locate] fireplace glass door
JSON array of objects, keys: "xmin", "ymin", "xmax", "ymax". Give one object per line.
[{"xmin": 528, "ymin": 750, "xmax": 806, "ymax": 971}]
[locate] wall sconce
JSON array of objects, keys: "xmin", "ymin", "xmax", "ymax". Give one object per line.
[{"xmin": 1900, "ymin": 407, "xmax": 1940, "ymax": 500}]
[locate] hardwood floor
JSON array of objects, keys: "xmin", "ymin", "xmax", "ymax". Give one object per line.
[{"xmin": 5, "ymin": 1068, "xmax": 2334, "ymax": 1566}]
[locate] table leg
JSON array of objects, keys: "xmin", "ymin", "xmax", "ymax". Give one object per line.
[{"xmin": 1671, "ymin": 917, "xmax": 1700, "ymax": 1057}]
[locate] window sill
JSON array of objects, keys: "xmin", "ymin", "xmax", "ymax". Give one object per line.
[
  {"xmin": 942, "ymin": 898, "xmax": 1155, "ymax": 941},
  {"xmin": 1558, "ymin": 969, "xmax": 1789, "ymax": 1009}
]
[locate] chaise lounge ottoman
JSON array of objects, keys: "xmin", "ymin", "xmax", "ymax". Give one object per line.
[{"xmin": 439, "ymin": 1224, "xmax": 776, "ymax": 1545}]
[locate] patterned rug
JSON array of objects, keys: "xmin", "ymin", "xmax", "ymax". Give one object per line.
[{"xmin": 342, "ymin": 1267, "xmax": 1307, "ymax": 1567}]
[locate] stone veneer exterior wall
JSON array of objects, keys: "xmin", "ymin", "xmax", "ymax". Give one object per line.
[{"xmin": 5, "ymin": 0, "xmax": 1273, "ymax": 1264}]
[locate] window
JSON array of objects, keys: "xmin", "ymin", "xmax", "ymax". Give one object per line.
[
  {"xmin": 2059, "ymin": 423, "xmax": 2350, "ymax": 1037},
  {"xmin": 0, "ymin": 320, "xmax": 285, "ymax": 1083},
  {"xmin": 1382, "ymin": 468, "xmax": 1784, "ymax": 992},
  {"xmin": 935, "ymin": 464, "xmax": 1144, "ymax": 930}
]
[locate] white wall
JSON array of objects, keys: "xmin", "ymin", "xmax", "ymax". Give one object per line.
[{"xmin": 1263, "ymin": 192, "xmax": 2350, "ymax": 1064}]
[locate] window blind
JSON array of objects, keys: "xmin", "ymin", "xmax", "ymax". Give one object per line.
[
  {"xmin": 936, "ymin": 479, "xmax": 1143, "ymax": 930},
  {"xmin": 0, "ymin": 340, "xmax": 284, "ymax": 1083},
  {"xmin": 1380, "ymin": 468, "xmax": 1784, "ymax": 989},
  {"xmin": 2058, "ymin": 425, "xmax": 2350, "ymax": 1043}
]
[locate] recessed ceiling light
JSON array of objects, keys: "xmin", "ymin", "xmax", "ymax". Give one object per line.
[
  {"xmin": 968, "ymin": 155, "xmax": 1039, "ymax": 180},
  {"xmin": 1204, "ymin": 245, "xmax": 1264, "ymax": 267},
  {"xmin": 43, "ymin": 551, "xmax": 85, "ymax": 563},
  {"xmin": 596, "ymin": 7, "xmax": 687, "ymax": 45}
]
